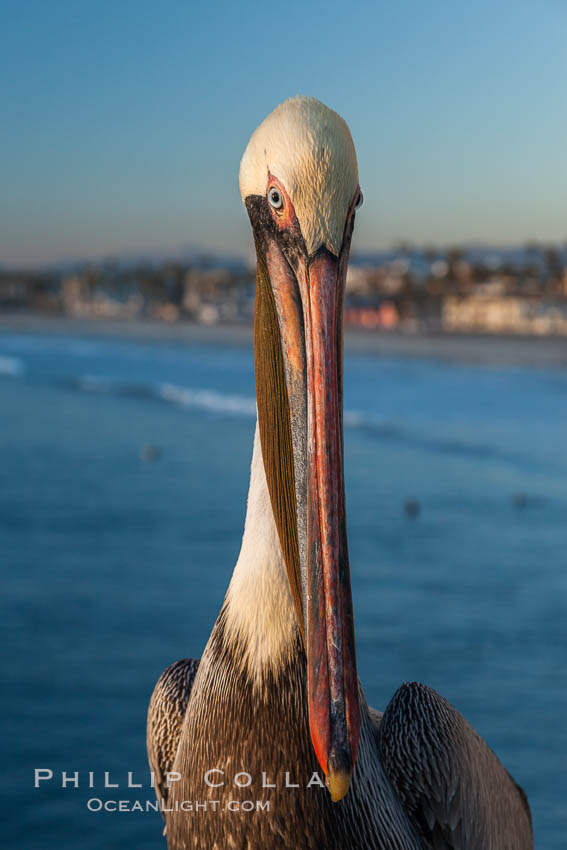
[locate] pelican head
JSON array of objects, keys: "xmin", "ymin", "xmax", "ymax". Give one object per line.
[{"xmin": 240, "ymin": 96, "xmax": 363, "ymax": 802}]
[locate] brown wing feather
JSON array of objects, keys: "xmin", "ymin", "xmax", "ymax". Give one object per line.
[
  {"xmin": 373, "ymin": 682, "xmax": 533, "ymax": 850},
  {"xmin": 147, "ymin": 658, "xmax": 199, "ymax": 824}
]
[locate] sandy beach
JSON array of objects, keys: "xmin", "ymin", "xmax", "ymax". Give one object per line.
[{"xmin": 1, "ymin": 311, "xmax": 567, "ymax": 368}]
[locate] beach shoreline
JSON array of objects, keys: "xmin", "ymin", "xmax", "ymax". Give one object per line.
[{"xmin": 1, "ymin": 311, "xmax": 566, "ymax": 368}]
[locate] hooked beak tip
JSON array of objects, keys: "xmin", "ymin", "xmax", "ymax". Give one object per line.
[
  {"xmin": 326, "ymin": 766, "xmax": 353, "ymax": 803},
  {"xmin": 326, "ymin": 748, "xmax": 354, "ymax": 802}
]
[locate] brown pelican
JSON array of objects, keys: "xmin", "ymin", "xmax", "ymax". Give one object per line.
[{"xmin": 147, "ymin": 96, "xmax": 533, "ymax": 849}]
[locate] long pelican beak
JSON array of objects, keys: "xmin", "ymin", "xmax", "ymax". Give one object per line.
[
  {"xmin": 249, "ymin": 192, "xmax": 360, "ymax": 802},
  {"xmin": 301, "ymin": 248, "xmax": 360, "ymax": 802}
]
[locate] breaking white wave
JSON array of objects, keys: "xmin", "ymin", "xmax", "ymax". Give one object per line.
[
  {"xmin": 70, "ymin": 374, "xmax": 256, "ymax": 417},
  {"xmin": 157, "ymin": 383, "xmax": 257, "ymax": 417},
  {"xmin": 0, "ymin": 355, "xmax": 25, "ymax": 377},
  {"xmin": 75, "ymin": 376, "xmax": 387, "ymax": 427},
  {"xmin": 68, "ymin": 374, "xmax": 542, "ymax": 470},
  {"xmin": 73, "ymin": 375, "xmax": 385, "ymax": 427}
]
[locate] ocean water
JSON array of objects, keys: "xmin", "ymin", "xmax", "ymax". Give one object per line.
[{"xmin": 0, "ymin": 326, "xmax": 566, "ymax": 849}]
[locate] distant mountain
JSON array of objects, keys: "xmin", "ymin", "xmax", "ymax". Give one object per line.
[
  {"xmin": 351, "ymin": 243, "xmax": 567, "ymax": 273},
  {"xmin": 1, "ymin": 246, "xmax": 249, "ymax": 276},
  {"xmin": 3, "ymin": 241, "xmax": 565, "ymax": 277}
]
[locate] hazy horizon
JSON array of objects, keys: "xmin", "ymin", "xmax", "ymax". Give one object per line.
[
  {"xmin": 5, "ymin": 236, "xmax": 567, "ymax": 275},
  {"xmin": 2, "ymin": 0, "xmax": 566, "ymax": 268}
]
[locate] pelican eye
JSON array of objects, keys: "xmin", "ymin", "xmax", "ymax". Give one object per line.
[
  {"xmin": 268, "ymin": 187, "xmax": 283, "ymax": 210},
  {"xmin": 355, "ymin": 190, "xmax": 364, "ymax": 209}
]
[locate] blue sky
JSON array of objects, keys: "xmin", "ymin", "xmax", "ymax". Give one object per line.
[{"xmin": 1, "ymin": 0, "xmax": 566, "ymax": 267}]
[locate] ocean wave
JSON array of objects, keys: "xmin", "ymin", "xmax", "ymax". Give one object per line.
[
  {"xmin": 342, "ymin": 409, "xmax": 541, "ymax": 467},
  {"xmin": 0, "ymin": 355, "xmax": 25, "ymax": 376},
  {"xmin": 70, "ymin": 375, "xmax": 258, "ymax": 418},
  {"xmin": 77, "ymin": 374, "xmax": 115, "ymax": 393},
  {"xmin": 157, "ymin": 383, "xmax": 257, "ymax": 416},
  {"xmin": 67, "ymin": 374, "xmax": 541, "ymax": 470}
]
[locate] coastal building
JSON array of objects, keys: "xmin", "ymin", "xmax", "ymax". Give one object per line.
[{"xmin": 443, "ymin": 294, "xmax": 567, "ymax": 335}]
